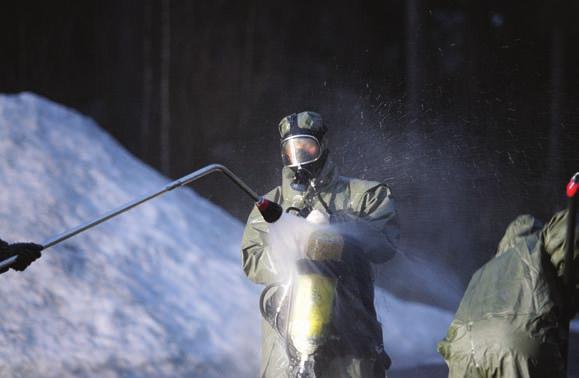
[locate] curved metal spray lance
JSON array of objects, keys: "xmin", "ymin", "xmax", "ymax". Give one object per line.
[{"xmin": 0, "ymin": 164, "xmax": 283, "ymax": 270}]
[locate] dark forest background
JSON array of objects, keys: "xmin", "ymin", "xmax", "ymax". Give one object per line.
[{"xmin": 0, "ymin": 0, "xmax": 578, "ymax": 296}]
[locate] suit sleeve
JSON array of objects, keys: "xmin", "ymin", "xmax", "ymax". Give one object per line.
[
  {"xmin": 351, "ymin": 183, "xmax": 400, "ymax": 264},
  {"xmin": 240, "ymin": 189, "xmax": 281, "ymax": 285},
  {"xmin": 540, "ymin": 209, "xmax": 579, "ymax": 315}
]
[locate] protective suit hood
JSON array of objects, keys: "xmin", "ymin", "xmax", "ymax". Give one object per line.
[{"xmin": 496, "ymin": 214, "xmax": 543, "ymax": 257}]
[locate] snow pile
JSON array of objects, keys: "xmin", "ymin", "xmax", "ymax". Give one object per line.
[{"xmin": 0, "ymin": 93, "xmax": 259, "ymax": 377}]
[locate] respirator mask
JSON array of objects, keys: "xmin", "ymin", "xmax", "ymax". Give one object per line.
[{"xmin": 281, "ymin": 134, "xmax": 328, "ymax": 191}]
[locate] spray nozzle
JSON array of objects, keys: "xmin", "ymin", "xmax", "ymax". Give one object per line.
[
  {"xmin": 257, "ymin": 197, "xmax": 283, "ymax": 223},
  {"xmin": 567, "ymin": 172, "xmax": 579, "ymax": 198}
]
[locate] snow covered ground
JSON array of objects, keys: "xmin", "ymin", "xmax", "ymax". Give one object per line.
[
  {"xmin": 1, "ymin": 93, "xmax": 572, "ymax": 377},
  {"xmin": 0, "ymin": 93, "xmax": 259, "ymax": 377}
]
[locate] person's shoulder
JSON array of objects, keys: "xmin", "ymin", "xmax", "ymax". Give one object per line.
[{"xmin": 340, "ymin": 176, "xmax": 390, "ymax": 194}]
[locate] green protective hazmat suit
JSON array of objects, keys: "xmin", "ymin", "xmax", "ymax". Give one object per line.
[
  {"xmin": 438, "ymin": 210, "xmax": 579, "ymax": 378},
  {"xmin": 241, "ymin": 158, "xmax": 399, "ymax": 378}
]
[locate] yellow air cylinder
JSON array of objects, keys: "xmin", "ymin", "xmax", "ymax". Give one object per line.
[{"xmin": 288, "ymin": 229, "xmax": 344, "ymax": 357}]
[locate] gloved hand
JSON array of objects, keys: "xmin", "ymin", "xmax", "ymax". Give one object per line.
[
  {"xmin": 306, "ymin": 209, "xmax": 329, "ymax": 225},
  {"xmin": 8, "ymin": 242, "xmax": 43, "ymax": 271},
  {"xmin": 306, "ymin": 229, "xmax": 344, "ymax": 261},
  {"xmin": 0, "ymin": 239, "xmax": 10, "ymax": 274}
]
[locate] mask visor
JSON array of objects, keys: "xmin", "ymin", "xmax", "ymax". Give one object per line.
[{"xmin": 281, "ymin": 135, "xmax": 322, "ymax": 167}]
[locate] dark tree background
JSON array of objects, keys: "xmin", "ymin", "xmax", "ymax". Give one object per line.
[{"xmin": 1, "ymin": 0, "xmax": 578, "ymax": 296}]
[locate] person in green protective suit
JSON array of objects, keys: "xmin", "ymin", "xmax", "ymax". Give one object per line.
[
  {"xmin": 437, "ymin": 210, "xmax": 578, "ymax": 378},
  {"xmin": 241, "ymin": 111, "xmax": 399, "ymax": 378}
]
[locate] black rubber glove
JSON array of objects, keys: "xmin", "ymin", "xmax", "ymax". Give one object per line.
[
  {"xmin": 8, "ymin": 243, "xmax": 43, "ymax": 271},
  {"xmin": 0, "ymin": 239, "xmax": 10, "ymax": 274}
]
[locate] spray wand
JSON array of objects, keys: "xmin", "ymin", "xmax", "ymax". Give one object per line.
[{"xmin": 0, "ymin": 164, "xmax": 283, "ymax": 270}]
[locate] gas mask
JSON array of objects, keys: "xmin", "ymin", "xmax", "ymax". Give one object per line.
[{"xmin": 281, "ymin": 134, "xmax": 327, "ymax": 192}]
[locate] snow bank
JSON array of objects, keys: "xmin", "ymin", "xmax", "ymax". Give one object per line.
[{"xmin": 0, "ymin": 93, "xmax": 260, "ymax": 377}]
